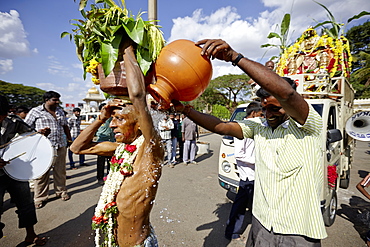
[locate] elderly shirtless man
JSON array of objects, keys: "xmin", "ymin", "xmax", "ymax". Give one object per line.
[{"xmin": 70, "ymin": 45, "xmax": 163, "ymax": 247}]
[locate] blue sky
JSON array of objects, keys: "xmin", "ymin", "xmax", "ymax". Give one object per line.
[{"xmin": 0, "ymin": 0, "xmax": 369, "ymax": 107}]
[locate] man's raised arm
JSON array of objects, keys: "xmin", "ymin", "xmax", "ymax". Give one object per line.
[
  {"xmin": 123, "ymin": 45, "xmax": 157, "ymax": 141},
  {"xmin": 195, "ymin": 39, "xmax": 309, "ymax": 125}
]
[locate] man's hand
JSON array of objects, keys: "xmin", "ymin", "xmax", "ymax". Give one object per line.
[
  {"xmin": 0, "ymin": 158, "xmax": 9, "ymax": 169},
  {"xmin": 99, "ymin": 99, "xmax": 127, "ymax": 121},
  {"xmin": 195, "ymin": 39, "xmax": 238, "ymax": 62},
  {"xmin": 170, "ymin": 100, "xmax": 185, "ymax": 113},
  {"xmin": 39, "ymin": 127, "xmax": 51, "ymax": 137}
]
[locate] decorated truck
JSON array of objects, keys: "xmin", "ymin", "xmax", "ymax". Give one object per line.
[{"xmin": 218, "ymin": 28, "xmax": 356, "ymax": 226}]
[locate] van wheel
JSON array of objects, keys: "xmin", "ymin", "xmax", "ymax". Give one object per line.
[
  {"xmin": 340, "ymin": 169, "xmax": 350, "ymax": 189},
  {"xmin": 323, "ymin": 191, "xmax": 337, "ymax": 226}
]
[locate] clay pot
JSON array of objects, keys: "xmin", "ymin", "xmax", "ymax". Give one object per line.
[
  {"xmin": 98, "ymin": 61, "xmax": 128, "ymax": 96},
  {"xmin": 147, "ymin": 39, "xmax": 213, "ymax": 109},
  {"xmin": 98, "ymin": 61, "xmax": 155, "ymax": 96}
]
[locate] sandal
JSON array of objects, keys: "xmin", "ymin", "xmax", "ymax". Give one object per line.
[
  {"xmin": 61, "ymin": 194, "xmax": 70, "ymax": 201},
  {"xmin": 35, "ymin": 201, "xmax": 46, "ymax": 209},
  {"xmin": 25, "ymin": 236, "xmax": 48, "ymax": 246}
]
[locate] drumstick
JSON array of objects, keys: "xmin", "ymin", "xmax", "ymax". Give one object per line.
[
  {"xmin": 0, "ymin": 132, "xmax": 38, "ymax": 150},
  {"xmin": 7, "ymin": 152, "xmax": 26, "ymax": 162}
]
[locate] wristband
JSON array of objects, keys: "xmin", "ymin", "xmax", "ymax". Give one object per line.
[
  {"xmin": 182, "ymin": 105, "xmax": 193, "ymax": 115},
  {"xmin": 232, "ymin": 53, "xmax": 244, "ymax": 66}
]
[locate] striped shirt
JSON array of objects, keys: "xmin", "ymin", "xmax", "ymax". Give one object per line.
[
  {"xmin": 238, "ymin": 105, "xmax": 327, "ymax": 239},
  {"xmin": 25, "ymin": 105, "xmax": 68, "ymax": 148}
]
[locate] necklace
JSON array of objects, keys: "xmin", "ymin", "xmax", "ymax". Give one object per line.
[{"xmin": 92, "ymin": 135, "xmax": 145, "ymax": 247}]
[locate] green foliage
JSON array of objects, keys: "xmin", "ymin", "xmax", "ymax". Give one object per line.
[
  {"xmin": 346, "ymin": 21, "xmax": 370, "ymax": 71},
  {"xmin": 191, "ymin": 74, "xmax": 251, "ymax": 113},
  {"xmin": 211, "ymin": 104, "xmax": 231, "ymax": 120},
  {"xmin": 63, "ymin": 0, "xmax": 165, "ymax": 78},
  {"xmin": 0, "ymin": 80, "xmax": 45, "ymax": 107},
  {"xmin": 346, "ymin": 21, "xmax": 370, "ymax": 98},
  {"xmin": 261, "ymin": 13, "xmax": 291, "ymax": 59},
  {"xmin": 313, "ymin": 1, "xmax": 369, "ymax": 39}
]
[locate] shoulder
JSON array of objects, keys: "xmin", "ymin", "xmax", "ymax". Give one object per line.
[{"xmin": 293, "ymin": 105, "xmax": 322, "ymax": 135}]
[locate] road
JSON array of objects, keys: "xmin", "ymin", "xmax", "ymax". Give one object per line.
[{"xmin": 1, "ymin": 133, "xmax": 369, "ymax": 247}]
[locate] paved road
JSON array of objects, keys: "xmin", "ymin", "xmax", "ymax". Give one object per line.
[{"xmin": 1, "ymin": 133, "xmax": 369, "ymax": 247}]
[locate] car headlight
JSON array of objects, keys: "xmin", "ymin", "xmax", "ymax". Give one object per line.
[{"xmin": 222, "ymin": 161, "xmax": 231, "ymax": 173}]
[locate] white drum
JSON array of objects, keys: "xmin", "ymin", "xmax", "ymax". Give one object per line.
[{"xmin": 1, "ymin": 132, "xmax": 54, "ymax": 181}]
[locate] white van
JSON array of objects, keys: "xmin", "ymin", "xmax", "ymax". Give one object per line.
[{"xmin": 80, "ymin": 112, "xmax": 99, "ymax": 130}]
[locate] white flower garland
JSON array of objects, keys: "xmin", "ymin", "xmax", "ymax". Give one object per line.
[{"xmin": 93, "ymin": 135, "xmax": 145, "ymax": 247}]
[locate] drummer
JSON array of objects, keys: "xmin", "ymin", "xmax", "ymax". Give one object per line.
[{"xmin": 0, "ymin": 95, "xmax": 49, "ymax": 246}]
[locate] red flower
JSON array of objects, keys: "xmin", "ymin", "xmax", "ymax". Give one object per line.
[
  {"xmin": 120, "ymin": 164, "xmax": 133, "ymax": 176},
  {"xmin": 92, "ymin": 215, "xmax": 105, "ymax": 224},
  {"xmin": 111, "ymin": 156, "xmax": 124, "ymax": 164},
  {"xmin": 327, "ymin": 165, "xmax": 338, "ymax": 188},
  {"xmin": 124, "ymin": 144, "xmax": 137, "ymax": 153},
  {"xmin": 104, "ymin": 202, "xmax": 117, "ymax": 211}
]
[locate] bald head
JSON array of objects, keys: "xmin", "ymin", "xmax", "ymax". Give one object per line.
[{"xmin": 265, "ymin": 61, "xmax": 275, "ymax": 70}]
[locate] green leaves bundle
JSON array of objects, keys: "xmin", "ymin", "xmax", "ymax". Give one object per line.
[{"xmin": 62, "ymin": 0, "xmax": 165, "ymax": 81}]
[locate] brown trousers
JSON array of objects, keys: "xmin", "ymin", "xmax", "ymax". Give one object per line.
[{"xmin": 33, "ymin": 146, "xmax": 68, "ymax": 204}]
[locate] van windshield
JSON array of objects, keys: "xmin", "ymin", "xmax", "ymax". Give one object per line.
[{"xmin": 230, "ymin": 107, "xmax": 247, "ymax": 121}]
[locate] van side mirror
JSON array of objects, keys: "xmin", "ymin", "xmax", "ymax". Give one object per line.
[{"xmin": 327, "ymin": 129, "xmax": 342, "ymax": 144}]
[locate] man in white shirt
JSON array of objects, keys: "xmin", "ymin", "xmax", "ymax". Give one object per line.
[
  {"xmin": 225, "ymin": 102, "xmax": 263, "ymax": 242},
  {"xmin": 158, "ymin": 115, "xmax": 174, "ymax": 165}
]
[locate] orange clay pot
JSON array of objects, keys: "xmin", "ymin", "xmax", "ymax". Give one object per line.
[
  {"xmin": 147, "ymin": 39, "xmax": 213, "ymax": 109},
  {"xmin": 98, "ymin": 60, "xmax": 155, "ymax": 96}
]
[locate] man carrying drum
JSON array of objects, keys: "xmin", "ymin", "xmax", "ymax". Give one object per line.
[{"xmin": 0, "ymin": 95, "xmax": 49, "ymax": 246}]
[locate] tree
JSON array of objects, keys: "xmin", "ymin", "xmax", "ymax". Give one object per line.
[
  {"xmin": 0, "ymin": 80, "xmax": 46, "ymax": 107},
  {"xmin": 346, "ymin": 21, "xmax": 370, "ymax": 98},
  {"xmin": 189, "ymin": 73, "xmax": 251, "ymax": 116}
]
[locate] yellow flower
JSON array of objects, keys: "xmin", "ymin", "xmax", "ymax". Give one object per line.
[{"xmin": 92, "ymin": 77, "xmax": 100, "ymax": 85}]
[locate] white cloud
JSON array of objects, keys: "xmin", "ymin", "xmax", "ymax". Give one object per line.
[
  {"xmin": 168, "ymin": 0, "xmax": 369, "ymax": 78},
  {"xmin": 47, "ymin": 55, "xmax": 72, "ymax": 77},
  {"xmin": 0, "ymin": 59, "xmax": 13, "ymax": 74},
  {"xmin": 0, "ymin": 10, "xmax": 31, "ymax": 59}
]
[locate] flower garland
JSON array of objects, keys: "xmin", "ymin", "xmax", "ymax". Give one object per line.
[
  {"xmin": 92, "ymin": 135, "xmax": 145, "ymax": 247},
  {"xmin": 327, "ymin": 165, "xmax": 338, "ymax": 189},
  {"xmin": 276, "ymin": 28, "xmax": 352, "ymax": 78}
]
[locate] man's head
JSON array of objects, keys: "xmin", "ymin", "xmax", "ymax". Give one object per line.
[
  {"xmin": 245, "ymin": 101, "xmax": 263, "ymax": 119},
  {"xmin": 109, "ymin": 104, "xmax": 140, "ymax": 144},
  {"xmin": 99, "ymin": 103, "xmax": 106, "ymax": 111},
  {"xmin": 169, "ymin": 113, "xmax": 175, "ymax": 120},
  {"xmin": 43, "ymin": 91, "xmax": 61, "ymax": 106},
  {"xmin": 256, "ymin": 77, "xmax": 296, "ymax": 129},
  {"xmin": 73, "ymin": 107, "xmax": 81, "ymax": 117},
  {"xmin": 16, "ymin": 105, "xmax": 29, "ymax": 119},
  {"xmin": 265, "ymin": 61, "xmax": 275, "ymax": 71},
  {"xmin": 0, "ymin": 95, "xmax": 9, "ymax": 123}
]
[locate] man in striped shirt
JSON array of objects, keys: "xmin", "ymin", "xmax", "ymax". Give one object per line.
[{"xmin": 173, "ymin": 39, "xmax": 326, "ymax": 246}]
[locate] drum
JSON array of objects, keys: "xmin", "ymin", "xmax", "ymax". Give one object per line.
[{"xmin": 1, "ymin": 132, "xmax": 54, "ymax": 181}]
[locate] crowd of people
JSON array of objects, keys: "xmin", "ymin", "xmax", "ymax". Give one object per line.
[
  {"xmin": 158, "ymin": 112, "xmax": 199, "ymax": 168},
  {"xmin": 0, "ymin": 37, "xmax": 369, "ymax": 247}
]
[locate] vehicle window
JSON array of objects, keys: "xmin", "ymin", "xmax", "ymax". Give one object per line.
[
  {"xmin": 312, "ymin": 104, "xmax": 323, "ymax": 116},
  {"xmin": 230, "ymin": 107, "xmax": 247, "ymax": 121},
  {"xmin": 327, "ymin": 106, "xmax": 336, "ymax": 130}
]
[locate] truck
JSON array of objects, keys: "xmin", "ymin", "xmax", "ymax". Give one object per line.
[{"xmin": 218, "ymin": 73, "xmax": 355, "ymax": 226}]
